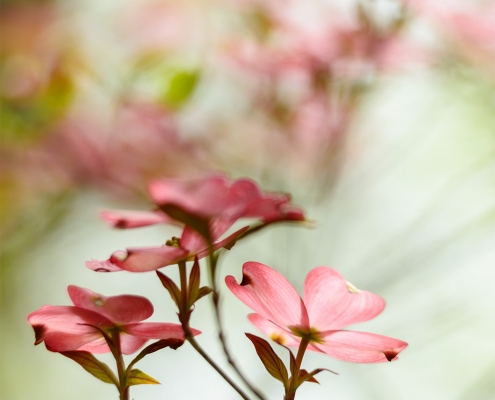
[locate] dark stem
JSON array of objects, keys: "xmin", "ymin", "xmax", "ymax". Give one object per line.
[
  {"xmin": 207, "ymin": 245, "xmax": 267, "ymax": 400},
  {"xmin": 111, "ymin": 331, "xmax": 129, "ymax": 400},
  {"xmin": 176, "ymin": 261, "xmax": 251, "ymax": 399},
  {"xmin": 284, "ymin": 338, "xmax": 310, "ymax": 400},
  {"xmin": 182, "ymin": 319, "xmax": 251, "ymax": 400}
]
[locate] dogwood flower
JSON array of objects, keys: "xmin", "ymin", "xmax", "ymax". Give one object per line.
[
  {"xmin": 226, "ymin": 262, "xmax": 407, "ymax": 363},
  {"xmin": 28, "ymin": 285, "xmax": 200, "ymax": 354},
  {"xmin": 86, "ymin": 220, "xmax": 248, "ymax": 273},
  {"xmin": 148, "ymin": 172, "xmax": 304, "ymax": 224}
]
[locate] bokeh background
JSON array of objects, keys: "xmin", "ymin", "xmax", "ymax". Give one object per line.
[{"xmin": 1, "ymin": 0, "xmax": 494, "ymax": 399}]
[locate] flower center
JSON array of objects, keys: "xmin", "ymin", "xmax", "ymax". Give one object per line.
[{"xmin": 288, "ymin": 326, "xmax": 324, "ymax": 343}]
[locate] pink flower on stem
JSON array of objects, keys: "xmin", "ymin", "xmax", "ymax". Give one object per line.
[
  {"xmin": 226, "ymin": 262, "xmax": 407, "ymax": 363},
  {"xmin": 86, "ymin": 220, "xmax": 248, "ymax": 273},
  {"xmin": 148, "ymin": 172, "xmax": 305, "ymax": 224},
  {"xmin": 28, "ymin": 285, "xmax": 200, "ymax": 354}
]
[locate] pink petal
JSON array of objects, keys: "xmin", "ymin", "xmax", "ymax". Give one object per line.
[
  {"xmin": 109, "ymin": 246, "xmax": 189, "ymax": 272},
  {"xmin": 248, "ymin": 314, "xmax": 301, "ymax": 347},
  {"xmin": 85, "ymin": 259, "xmax": 123, "ymax": 273},
  {"xmin": 27, "ymin": 305, "xmax": 112, "ymax": 351},
  {"xmin": 304, "ymin": 267, "xmax": 385, "ymax": 331},
  {"xmin": 123, "ymin": 322, "xmax": 200, "ymax": 339},
  {"xmin": 314, "ymin": 330, "xmax": 408, "ymax": 363},
  {"xmin": 119, "ymin": 333, "xmax": 149, "ymax": 355},
  {"xmin": 148, "ymin": 173, "xmax": 245, "ymax": 219},
  {"xmin": 68, "ymin": 286, "xmax": 154, "ymax": 324},
  {"xmin": 225, "ymin": 262, "xmax": 310, "ymax": 330},
  {"xmin": 99, "ymin": 209, "xmax": 176, "ymax": 229},
  {"xmin": 180, "ymin": 218, "xmax": 237, "ymax": 254},
  {"xmin": 194, "ymin": 226, "xmax": 249, "ymax": 259},
  {"xmin": 77, "ymin": 337, "xmax": 110, "ymax": 353}
]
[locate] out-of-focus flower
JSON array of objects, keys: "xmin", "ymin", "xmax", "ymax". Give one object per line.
[
  {"xmin": 86, "ymin": 221, "xmax": 248, "ymax": 273},
  {"xmin": 28, "ymin": 285, "xmax": 199, "ymax": 354},
  {"xmin": 226, "ymin": 262, "xmax": 407, "ymax": 363},
  {"xmin": 148, "ymin": 172, "xmax": 305, "ymax": 223},
  {"xmin": 99, "ymin": 209, "xmax": 178, "ymax": 229}
]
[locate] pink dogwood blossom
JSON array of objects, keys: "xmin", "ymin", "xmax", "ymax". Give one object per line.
[
  {"xmin": 99, "ymin": 209, "xmax": 178, "ymax": 229},
  {"xmin": 28, "ymin": 285, "xmax": 199, "ymax": 354},
  {"xmin": 86, "ymin": 220, "xmax": 248, "ymax": 273},
  {"xmin": 226, "ymin": 262, "xmax": 407, "ymax": 363},
  {"xmin": 148, "ymin": 172, "xmax": 304, "ymax": 224}
]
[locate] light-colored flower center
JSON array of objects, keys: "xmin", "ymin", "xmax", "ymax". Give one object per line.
[{"xmin": 346, "ymin": 281, "xmax": 361, "ymax": 293}]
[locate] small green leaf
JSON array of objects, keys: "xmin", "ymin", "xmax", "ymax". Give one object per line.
[
  {"xmin": 156, "ymin": 271, "xmax": 181, "ymax": 308},
  {"xmin": 126, "ymin": 369, "xmax": 160, "ymax": 387},
  {"xmin": 61, "ymin": 351, "xmax": 119, "ymax": 386},
  {"xmin": 127, "ymin": 339, "xmax": 184, "ymax": 371},
  {"xmin": 245, "ymin": 333, "xmax": 289, "ymax": 388}
]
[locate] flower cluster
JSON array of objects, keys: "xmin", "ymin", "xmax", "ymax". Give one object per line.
[{"xmin": 28, "ymin": 172, "xmax": 407, "ymax": 400}]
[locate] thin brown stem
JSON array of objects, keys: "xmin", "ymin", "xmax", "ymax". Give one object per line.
[
  {"xmin": 207, "ymin": 245, "xmax": 267, "ymax": 400},
  {"xmin": 182, "ymin": 320, "xmax": 251, "ymax": 400},
  {"xmin": 111, "ymin": 331, "xmax": 129, "ymax": 400},
  {"xmin": 284, "ymin": 338, "xmax": 310, "ymax": 400}
]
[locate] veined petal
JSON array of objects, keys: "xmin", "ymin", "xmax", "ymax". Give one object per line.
[
  {"xmin": 42, "ymin": 331, "xmax": 104, "ymax": 352},
  {"xmin": 314, "ymin": 330, "xmax": 408, "ymax": 363},
  {"xmin": 99, "ymin": 209, "xmax": 175, "ymax": 229},
  {"xmin": 123, "ymin": 322, "xmax": 200, "ymax": 339},
  {"xmin": 248, "ymin": 314, "xmax": 301, "ymax": 347},
  {"xmin": 77, "ymin": 337, "xmax": 110, "ymax": 353},
  {"xmin": 304, "ymin": 267, "xmax": 385, "ymax": 330},
  {"xmin": 110, "ymin": 246, "xmax": 189, "ymax": 272},
  {"xmin": 68, "ymin": 286, "xmax": 154, "ymax": 324},
  {"xmin": 85, "ymin": 259, "xmax": 123, "ymax": 273},
  {"xmin": 27, "ymin": 306, "xmax": 111, "ymax": 350},
  {"xmin": 119, "ymin": 334, "xmax": 149, "ymax": 355},
  {"xmin": 225, "ymin": 262, "xmax": 309, "ymax": 329}
]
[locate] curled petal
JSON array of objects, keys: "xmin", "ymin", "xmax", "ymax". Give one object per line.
[
  {"xmin": 225, "ymin": 262, "xmax": 310, "ymax": 329},
  {"xmin": 85, "ymin": 259, "xmax": 122, "ymax": 273},
  {"xmin": 77, "ymin": 337, "xmax": 110, "ymax": 354},
  {"xmin": 304, "ymin": 267, "xmax": 385, "ymax": 331},
  {"xmin": 248, "ymin": 314, "xmax": 300, "ymax": 347},
  {"xmin": 68, "ymin": 286, "xmax": 154, "ymax": 324},
  {"xmin": 110, "ymin": 246, "xmax": 190, "ymax": 272},
  {"xmin": 122, "ymin": 322, "xmax": 200, "ymax": 339},
  {"xmin": 27, "ymin": 306, "xmax": 111, "ymax": 351},
  {"xmin": 315, "ymin": 330, "xmax": 408, "ymax": 363},
  {"xmin": 99, "ymin": 209, "xmax": 176, "ymax": 229}
]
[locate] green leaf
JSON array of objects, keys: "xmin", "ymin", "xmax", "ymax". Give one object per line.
[
  {"xmin": 245, "ymin": 333, "xmax": 289, "ymax": 388},
  {"xmin": 127, "ymin": 339, "xmax": 184, "ymax": 371},
  {"xmin": 126, "ymin": 369, "xmax": 160, "ymax": 387},
  {"xmin": 61, "ymin": 351, "xmax": 119, "ymax": 386},
  {"xmin": 161, "ymin": 70, "xmax": 200, "ymax": 109},
  {"xmin": 156, "ymin": 271, "xmax": 181, "ymax": 308}
]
